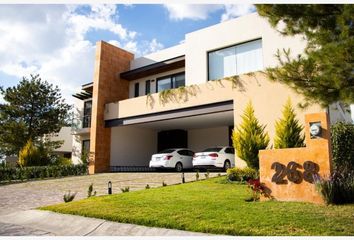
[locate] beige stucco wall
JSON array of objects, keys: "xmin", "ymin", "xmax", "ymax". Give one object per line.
[
  {"xmin": 110, "ymin": 126, "xmax": 157, "ymax": 166},
  {"xmin": 128, "ymin": 67, "xmax": 185, "ymax": 98},
  {"xmin": 72, "ymin": 133, "xmax": 90, "ymax": 165},
  {"xmin": 186, "ymin": 12, "xmax": 306, "ymax": 85},
  {"xmin": 188, "ymin": 126, "xmax": 229, "ymax": 152},
  {"xmin": 106, "ymin": 72, "xmax": 324, "ymax": 147},
  {"xmin": 49, "ymin": 127, "xmax": 72, "ymax": 153}
]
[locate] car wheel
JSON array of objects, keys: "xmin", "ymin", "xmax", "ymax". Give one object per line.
[
  {"xmin": 175, "ymin": 162, "xmax": 183, "ymax": 172},
  {"xmin": 223, "ymin": 160, "xmax": 231, "ymax": 171}
]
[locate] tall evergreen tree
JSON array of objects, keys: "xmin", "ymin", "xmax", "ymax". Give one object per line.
[
  {"xmin": 0, "ymin": 74, "xmax": 72, "ymax": 156},
  {"xmin": 274, "ymin": 98, "xmax": 305, "ymax": 149},
  {"xmin": 232, "ymin": 101, "xmax": 270, "ymax": 169},
  {"xmin": 256, "ymin": 5, "xmax": 354, "ymax": 107}
]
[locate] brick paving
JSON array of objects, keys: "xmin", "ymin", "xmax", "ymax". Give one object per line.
[{"xmin": 0, "ymin": 172, "xmax": 223, "ymax": 235}]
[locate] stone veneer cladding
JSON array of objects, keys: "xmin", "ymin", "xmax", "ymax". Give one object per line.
[{"xmin": 89, "ymin": 41, "xmax": 134, "ymax": 174}]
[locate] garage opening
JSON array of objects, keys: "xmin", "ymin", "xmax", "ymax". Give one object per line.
[{"xmin": 107, "ymin": 100, "xmax": 234, "ymax": 171}]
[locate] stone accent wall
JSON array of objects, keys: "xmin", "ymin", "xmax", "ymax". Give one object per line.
[
  {"xmin": 89, "ymin": 41, "xmax": 134, "ymax": 174},
  {"xmin": 259, "ymin": 112, "xmax": 332, "ymax": 204}
]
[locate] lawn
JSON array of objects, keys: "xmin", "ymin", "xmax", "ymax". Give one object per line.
[{"xmin": 40, "ymin": 177, "xmax": 354, "ymax": 236}]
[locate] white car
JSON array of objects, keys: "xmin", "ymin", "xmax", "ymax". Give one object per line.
[
  {"xmin": 193, "ymin": 146, "xmax": 235, "ymax": 171},
  {"xmin": 149, "ymin": 148, "xmax": 195, "ymax": 172}
]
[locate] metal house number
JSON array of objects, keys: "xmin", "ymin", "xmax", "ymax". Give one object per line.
[{"xmin": 271, "ymin": 161, "xmax": 320, "ymax": 184}]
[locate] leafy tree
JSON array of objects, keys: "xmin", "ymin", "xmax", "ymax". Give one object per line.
[
  {"xmin": 0, "ymin": 74, "xmax": 72, "ymax": 156},
  {"xmin": 274, "ymin": 98, "xmax": 305, "ymax": 149},
  {"xmin": 232, "ymin": 101, "xmax": 270, "ymax": 169},
  {"xmin": 256, "ymin": 5, "xmax": 354, "ymax": 107}
]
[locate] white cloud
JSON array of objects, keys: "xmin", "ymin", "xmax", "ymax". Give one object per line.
[
  {"xmin": 0, "ymin": 4, "xmax": 162, "ymax": 104},
  {"xmin": 221, "ymin": 4, "xmax": 255, "ymax": 22},
  {"xmin": 163, "ymin": 4, "xmax": 223, "ymax": 21},
  {"xmin": 163, "ymin": 4, "xmax": 254, "ymax": 22}
]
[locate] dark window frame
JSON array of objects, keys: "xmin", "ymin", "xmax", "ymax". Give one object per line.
[
  {"xmin": 145, "ymin": 80, "xmax": 151, "ymax": 95},
  {"xmin": 83, "ymin": 100, "xmax": 92, "ymax": 128},
  {"xmin": 82, "ymin": 139, "xmax": 90, "ymax": 153},
  {"xmin": 134, "ymin": 82, "xmax": 139, "ymax": 97},
  {"xmin": 206, "ymin": 38, "xmax": 262, "ymax": 81},
  {"xmin": 156, "ymin": 72, "xmax": 185, "ymax": 93}
]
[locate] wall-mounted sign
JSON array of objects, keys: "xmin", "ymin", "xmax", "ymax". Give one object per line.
[{"xmin": 271, "ymin": 161, "xmax": 319, "ymax": 184}]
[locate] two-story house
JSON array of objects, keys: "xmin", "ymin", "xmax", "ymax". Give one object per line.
[{"xmin": 72, "ymin": 13, "xmax": 351, "ymax": 174}]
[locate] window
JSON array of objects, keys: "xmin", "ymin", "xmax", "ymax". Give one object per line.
[
  {"xmin": 224, "ymin": 148, "xmax": 235, "ymax": 154},
  {"xmin": 202, "ymin": 147, "xmax": 223, "ymax": 152},
  {"xmin": 83, "ymin": 100, "xmax": 92, "ymax": 128},
  {"xmin": 178, "ymin": 150, "xmax": 194, "ymax": 156},
  {"xmin": 156, "ymin": 73, "xmax": 185, "ymax": 92},
  {"xmin": 145, "ymin": 80, "xmax": 151, "ymax": 95},
  {"xmin": 82, "ymin": 140, "xmax": 90, "ymax": 153},
  {"xmin": 208, "ymin": 39, "xmax": 263, "ymax": 81},
  {"xmin": 134, "ymin": 82, "xmax": 139, "ymax": 97}
]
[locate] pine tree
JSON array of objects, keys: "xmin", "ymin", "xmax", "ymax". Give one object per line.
[
  {"xmin": 256, "ymin": 5, "xmax": 354, "ymax": 106},
  {"xmin": 232, "ymin": 101, "xmax": 270, "ymax": 170},
  {"xmin": 0, "ymin": 74, "xmax": 72, "ymax": 156},
  {"xmin": 274, "ymin": 98, "xmax": 305, "ymax": 149}
]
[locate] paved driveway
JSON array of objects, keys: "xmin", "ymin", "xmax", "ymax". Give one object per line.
[
  {"xmin": 0, "ymin": 172, "xmax": 222, "ymax": 236},
  {"xmin": 0, "ymin": 172, "xmax": 221, "ymax": 215}
]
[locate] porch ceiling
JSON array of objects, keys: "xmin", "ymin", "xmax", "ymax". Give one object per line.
[{"xmin": 132, "ymin": 110, "xmax": 233, "ymax": 131}]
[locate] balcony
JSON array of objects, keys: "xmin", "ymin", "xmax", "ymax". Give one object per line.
[
  {"xmin": 72, "ymin": 112, "xmax": 91, "ymax": 135},
  {"xmin": 104, "ymin": 74, "xmax": 246, "ymax": 121}
]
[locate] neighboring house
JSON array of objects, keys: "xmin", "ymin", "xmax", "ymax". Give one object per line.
[
  {"xmin": 3, "ymin": 127, "xmax": 73, "ymax": 166},
  {"xmin": 72, "ymin": 13, "xmax": 352, "ymax": 174}
]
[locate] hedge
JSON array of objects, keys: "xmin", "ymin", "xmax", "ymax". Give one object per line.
[
  {"xmin": 331, "ymin": 122, "xmax": 354, "ymax": 170},
  {"xmin": 0, "ymin": 164, "xmax": 87, "ymax": 183}
]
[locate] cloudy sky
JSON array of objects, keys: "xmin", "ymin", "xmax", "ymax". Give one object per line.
[{"xmin": 0, "ymin": 4, "xmax": 255, "ymax": 104}]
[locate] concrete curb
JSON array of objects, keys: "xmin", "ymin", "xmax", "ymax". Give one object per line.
[{"xmin": 0, "ymin": 210, "xmax": 208, "ymax": 236}]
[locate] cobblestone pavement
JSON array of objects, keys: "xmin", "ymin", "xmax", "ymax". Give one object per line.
[{"xmin": 0, "ymin": 172, "xmax": 223, "ymax": 236}]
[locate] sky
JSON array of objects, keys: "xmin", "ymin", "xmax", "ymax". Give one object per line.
[{"xmin": 0, "ymin": 4, "xmax": 255, "ymax": 104}]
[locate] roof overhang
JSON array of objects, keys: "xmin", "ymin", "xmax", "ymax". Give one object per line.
[
  {"xmin": 73, "ymin": 82, "xmax": 93, "ymax": 100},
  {"xmin": 120, "ymin": 55, "xmax": 185, "ymax": 81}
]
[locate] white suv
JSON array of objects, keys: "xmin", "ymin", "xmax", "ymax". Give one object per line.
[
  {"xmin": 193, "ymin": 146, "xmax": 235, "ymax": 171},
  {"xmin": 149, "ymin": 148, "xmax": 194, "ymax": 172}
]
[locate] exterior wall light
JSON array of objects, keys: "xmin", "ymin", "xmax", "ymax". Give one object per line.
[
  {"xmin": 108, "ymin": 181, "xmax": 112, "ymax": 195},
  {"xmin": 310, "ymin": 122, "xmax": 322, "ymax": 138}
]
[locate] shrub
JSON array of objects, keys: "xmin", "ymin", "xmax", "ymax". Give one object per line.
[
  {"xmin": 63, "ymin": 191, "xmax": 76, "ymax": 203},
  {"xmin": 274, "ymin": 98, "xmax": 305, "ymax": 149},
  {"xmin": 204, "ymin": 171, "xmax": 210, "ymax": 179},
  {"xmin": 0, "ymin": 164, "xmax": 87, "ymax": 183},
  {"xmin": 227, "ymin": 167, "xmax": 258, "ymax": 182},
  {"xmin": 331, "ymin": 122, "xmax": 354, "ymax": 170},
  {"xmin": 121, "ymin": 186, "xmax": 130, "ymax": 193},
  {"xmin": 87, "ymin": 183, "xmax": 96, "ymax": 198},
  {"xmin": 195, "ymin": 171, "xmax": 199, "ymax": 181},
  {"xmin": 245, "ymin": 178, "xmax": 272, "ymax": 202},
  {"xmin": 145, "ymin": 184, "xmax": 150, "ymax": 189},
  {"xmin": 18, "ymin": 139, "xmax": 41, "ymax": 167},
  {"xmin": 232, "ymin": 101, "xmax": 269, "ymax": 169},
  {"xmin": 51, "ymin": 156, "xmax": 73, "ymax": 166},
  {"xmin": 315, "ymin": 168, "xmax": 354, "ymax": 204}
]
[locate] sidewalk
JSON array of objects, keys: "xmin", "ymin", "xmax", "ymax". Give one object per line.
[{"xmin": 0, "ymin": 210, "xmax": 208, "ymax": 236}]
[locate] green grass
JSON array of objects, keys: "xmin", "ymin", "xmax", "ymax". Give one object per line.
[{"xmin": 40, "ymin": 178, "xmax": 354, "ymax": 236}]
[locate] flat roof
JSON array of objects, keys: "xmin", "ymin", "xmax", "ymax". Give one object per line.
[{"xmin": 120, "ymin": 55, "xmax": 185, "ymax": 81}]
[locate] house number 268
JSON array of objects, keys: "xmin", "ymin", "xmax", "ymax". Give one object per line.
[{"xmin": 271, "ymin": 161, "xmax": 319, "ymax": 184}]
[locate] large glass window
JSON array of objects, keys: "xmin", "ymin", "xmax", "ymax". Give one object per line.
[
  {"xmin": 157, "ymin": 77, "xmax": 171, "ymax": 92},
  {"xmin": 208, "ymin": 39, "xmax": 263, "ymax": 81},
  {"xmin": 156, "ymin": 73, "xmax": 185, "ymax": 92}
]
